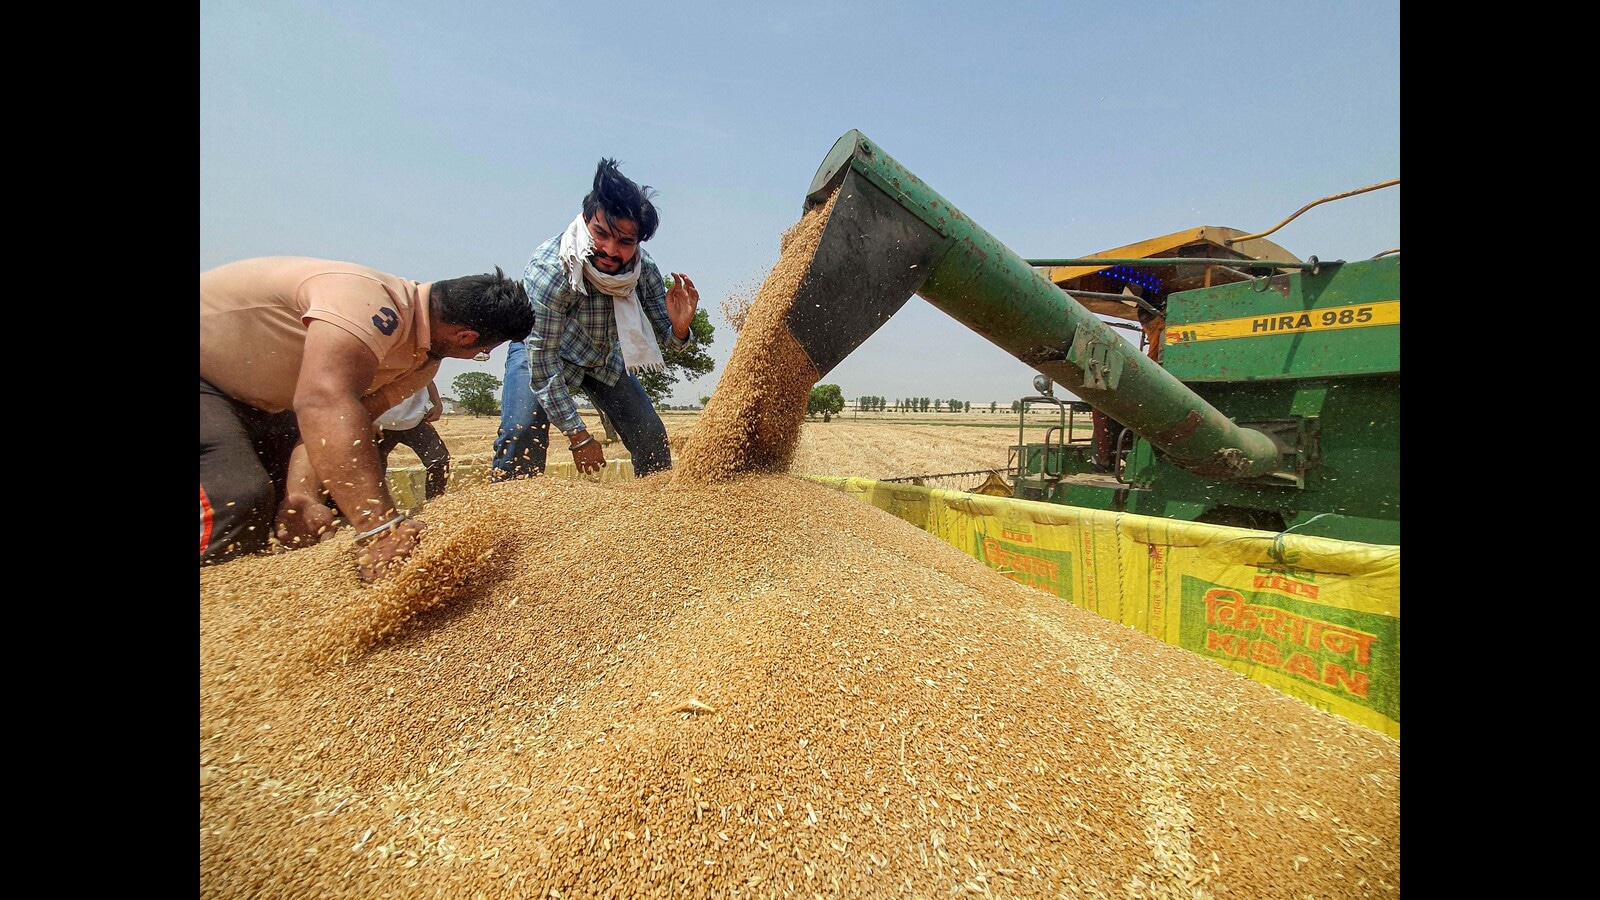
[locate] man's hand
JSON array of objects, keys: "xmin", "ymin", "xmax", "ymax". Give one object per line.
[
  {"xmin": 667, "ymin": 273, "xmax": 700, "ymax": 339},
  {"xmin": 275, "ymin": 491, "xmax": 339, "ymax": 548},
  {"xmin": 354, "ymin": 517, "xmax": 427, "ymax": 583},
  {"xmin": 570, "ymin": 428, "xmax": 606, "ymax": 474}
]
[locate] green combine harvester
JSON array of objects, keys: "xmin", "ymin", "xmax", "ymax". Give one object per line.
[{"xmin": 783, "ymin": 130, "xmax": 1399, "ymax": 546}]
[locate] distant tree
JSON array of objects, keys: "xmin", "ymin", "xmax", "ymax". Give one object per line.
[
  {"xmin": 452, "ymin": 372, "xmax": 502, "ymax": 416},
  {"xmin": 699, "ymin": 396, "xmax": 712, "ymax": 408},
  {"xmin": 808, "ymin": 384, "xmax": 845, "ymax": 422},
  {"xmin": 989, "ymin": 401, "xmax": 997, "ymax": 413},
  {"xmin": 636, "ymin": 304, "xmax": 717, "ymax": 407}
]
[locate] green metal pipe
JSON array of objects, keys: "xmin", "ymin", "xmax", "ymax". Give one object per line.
[
  {"xmin": 1024, "ymin": 257, "xmax": 1326, "ymax": 269},
  {"xmin": 1063, "ymin": 290, "xmax": 1164, "ymax": 316},
  {"xmin": 797, "ymin": 129, "xmax": 1285, "ymax": 481}
]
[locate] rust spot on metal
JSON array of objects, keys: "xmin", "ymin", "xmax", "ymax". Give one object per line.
[
  {"xmin": 1172, "ymin": 410, "xmax": 1204, "ymax": 442},
  {"xmin": 1019, "ymin": 346, "xmax": 1068, "ymax": 365},
  {"xmin": 1175, "ymin": 449, "xmax": 1251, "ymax": 480},
  {"xmin": 1215, "ymin": 448, "xmax": 1250, "ymax": 478}
]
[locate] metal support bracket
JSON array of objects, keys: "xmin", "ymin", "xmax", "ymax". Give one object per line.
[{"xmin": 1071, "ymin": 325, "xmax": 1123, "ymax": 392}]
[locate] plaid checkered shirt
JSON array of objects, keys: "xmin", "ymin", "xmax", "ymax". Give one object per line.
[{"xmin": 521, "ymin": 234, "xmax": 691, "ymax": 434}]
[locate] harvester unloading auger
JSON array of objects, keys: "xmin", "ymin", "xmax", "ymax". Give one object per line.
[
  {"xmin": 784, "ymin": 129, "xmax": 1400, "ymax": 544},
  {"xmin": 788, "ymin": 130, "xmax": 1292, "ymax": 481}
]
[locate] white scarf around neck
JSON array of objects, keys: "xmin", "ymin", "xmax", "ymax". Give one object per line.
[{"xmin": 559, "ymin": 214, "xmax": 666, "ymax": 374}]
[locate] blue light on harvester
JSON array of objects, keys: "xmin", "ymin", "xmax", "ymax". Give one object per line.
[{"xmin": 1104, "ymin": 265, "xmax": 1162, "ymax": 294}]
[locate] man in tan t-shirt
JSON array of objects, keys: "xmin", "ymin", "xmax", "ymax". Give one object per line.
[{"xmin": 200, "ymin": 257, "xmax": 533, "ymax": 581}]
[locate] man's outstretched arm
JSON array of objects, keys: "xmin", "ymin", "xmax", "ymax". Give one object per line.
[{"xmin": 294, "ymin": 320, "xmax": 425, "ymax": 580}]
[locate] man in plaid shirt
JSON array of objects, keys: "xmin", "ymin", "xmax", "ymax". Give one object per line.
[{"xmin": 492, "ymin": 158, "xmax": 700, "ymax": 480}]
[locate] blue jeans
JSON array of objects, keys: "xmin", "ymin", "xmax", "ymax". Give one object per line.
[{"xmin": 491, "ymin": 341, "xmax": 672, "ymax": 480}]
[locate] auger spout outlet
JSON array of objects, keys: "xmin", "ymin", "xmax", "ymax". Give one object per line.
[{"xmin": 782, "ymin": 129, "xmax": 1285, "ymax": 481}]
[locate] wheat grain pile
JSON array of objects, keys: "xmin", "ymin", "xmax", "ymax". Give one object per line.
[{"xmin": 199, "ymin": 192, "xmax": 1399, "ymax": 899}]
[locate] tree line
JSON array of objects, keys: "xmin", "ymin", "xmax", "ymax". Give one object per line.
[
  {"xmin": 452, "ymin": 372, "xmax": 1029, "ymax": 419},
  {"xmin": 849, "ymin": 395, "xmax": 974, "ymax": 413}
]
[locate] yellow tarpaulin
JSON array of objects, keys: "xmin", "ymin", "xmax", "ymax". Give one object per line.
[{"xmin": 809, "ymin": 476, "xmax": 1400, "ymax": 740}]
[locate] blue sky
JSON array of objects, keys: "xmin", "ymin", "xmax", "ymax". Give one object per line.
[{"xmin": 200, "ymin": 0, "xmax": 1400, "ymax": 407}]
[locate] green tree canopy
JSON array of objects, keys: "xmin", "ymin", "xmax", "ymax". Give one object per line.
[
  {"xmin": 636, "ymin": 290, "xmax": 717, "ymax": 406},
  {"xmin": 451, "ymin": 371, "xmax": 502, "ymax": 417},
  {"xmin": 807, "ymin": 384, "xmax": 845, "ymax": 422}
]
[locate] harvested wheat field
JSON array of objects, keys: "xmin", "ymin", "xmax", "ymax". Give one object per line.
[
  {"xmin": 422, "ymin": 414, "xmax": 1031, "ymax": 484},
  {"xmin": 200, "ymin": 195, "xmax": 1399, "ymax": 898}
]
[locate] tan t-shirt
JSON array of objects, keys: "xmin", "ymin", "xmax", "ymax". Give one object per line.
[{"xmin": 199, "ymin": 257, "xmax": 438, "ymax": 415}]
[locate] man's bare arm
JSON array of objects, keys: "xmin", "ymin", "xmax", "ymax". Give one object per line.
[
  {"xmin": 294, "ymin": 321, "xmax": 398, "ymax": 528},
  {"xmin": 294, "ymin": 321, "xmax": 426, "ymax": 580}
]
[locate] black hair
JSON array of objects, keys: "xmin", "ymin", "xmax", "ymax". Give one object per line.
[
  {"xmin": 581, "ymin": 157, "xmax": 659, "ymax": 243},
  {"xmin": 431, "ymin": 266, "xmax": 534, "ymax": 345}
]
